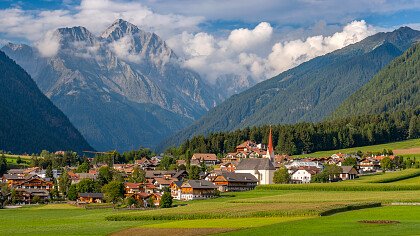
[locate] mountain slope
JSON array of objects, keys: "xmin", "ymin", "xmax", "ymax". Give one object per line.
[
  {"xmin": 332, "ymin": 42, "xmax": 420, "ymax": 117},
  {"xmin": 0, "ymin": 51, "xmax": 93, "ymax": 154},
  {"xmin": 2, "ymin": 19, "xmax": 219, "ymax": 151},
  {"xmin": 161, "ymin": 27, "xmax": 420, "ymax": 149}
]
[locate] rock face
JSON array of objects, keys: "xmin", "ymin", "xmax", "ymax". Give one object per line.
[
  {"xmin": 2, "ymin": 19, "xmax": 219, "ymax": 151},
  {"xmin": 161, "ymin": 27, "xmax": 420, "ymax": 149},
  {"xmin": 0, "ymin": 50, "xmax": 93, "ymax": 154}
]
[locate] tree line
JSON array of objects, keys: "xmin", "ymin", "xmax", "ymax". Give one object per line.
[{"xmin": 168, "ymin": 109, "xmax": 420, "ymax": 156}]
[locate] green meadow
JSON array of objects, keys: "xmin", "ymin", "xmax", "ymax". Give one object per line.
[
  {"xmin": 2, "ymin": 170, "xmax": 420, "ymax": 236},
  {"xmin": 293, "ymin": 138, "xmax": 420, "ymax": 158},
  {"xmin": 1, "ymin": 141, "xmax": 420, "ymax": 235}
]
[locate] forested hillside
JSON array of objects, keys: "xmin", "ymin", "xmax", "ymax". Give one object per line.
[
  {"xmin": 332, "ymin": 42, "xmax": 420, "ymax": 118},
  {"xmin": 168, "ymin": 109, "xmax": 419, "ymax": 156},
  {"xmin": 161, "ymin": 27, "xmax": 420, "ymax": 149},
  {"xmin": 0, "ymin": 51, "xmax": 93, "ymax": 154}
]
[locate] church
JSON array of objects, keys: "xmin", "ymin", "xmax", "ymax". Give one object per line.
[{"xmin": 235, "ymin": 127, "xmax": 276, "ymax": 185}]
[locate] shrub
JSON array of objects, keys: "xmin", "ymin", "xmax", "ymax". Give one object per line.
[{"xmin": 160, "ymin": 192, "xmax": 173, "ymax": 208}]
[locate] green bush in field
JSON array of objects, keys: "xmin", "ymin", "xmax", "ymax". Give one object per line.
[
  {"xmin": 274, "ymin": 166, "xmax": 290, "ymax": 184},
  {"xmin": 160, "ymin": 192, "xmax": 173, "ymax": 208}
]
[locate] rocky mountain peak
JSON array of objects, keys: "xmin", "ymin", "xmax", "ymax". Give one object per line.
[
  {"xmin": 100, "ymin": 19, "xmax": 142, "ymax": 41},
  {"xmin": 55, "ymin": 26, "xmax": 97, "ymax": 48}
]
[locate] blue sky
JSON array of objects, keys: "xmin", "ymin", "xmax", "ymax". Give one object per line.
[
  {"xmin": 1, "ymin": 0, "xmax": 419, "ymax": 82},
  {"xmin": 1, "ymin": 0, "xmax": 420, "ymax": 41}
]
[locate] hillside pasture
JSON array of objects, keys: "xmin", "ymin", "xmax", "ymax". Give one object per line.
[{"xmin": 293, "ymin": 138, "xmax": 420, "ymax": 158}]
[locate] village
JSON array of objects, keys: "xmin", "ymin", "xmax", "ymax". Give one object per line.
[{"xmin": 0, "ymin": 128, "xmax": 402, "ymax": 208}]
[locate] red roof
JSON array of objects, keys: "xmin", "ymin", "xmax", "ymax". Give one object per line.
[
  {"xmin": 192, "ymin": 153, "xmax": 217, "ymax": 161},
  {"xmin": 125, "ymin": 182, "xmax": 140, "ymax": 189}
]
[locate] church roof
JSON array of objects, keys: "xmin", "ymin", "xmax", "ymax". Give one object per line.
[{"xmin": 236, "ymin": 158, "xmax": 276, "ymax": 171}]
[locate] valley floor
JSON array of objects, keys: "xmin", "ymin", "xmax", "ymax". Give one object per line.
[{"xmin": 2, "ymin": 170, "xmax": 420, "ymax": 236}]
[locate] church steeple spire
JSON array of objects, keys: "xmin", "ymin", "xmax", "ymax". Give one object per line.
[{"xmin": 265, "ymin": 126, "xmax": 274, "ymax": 161}]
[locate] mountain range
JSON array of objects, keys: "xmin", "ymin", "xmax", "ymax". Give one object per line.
[
  {"xmin": 0, "ymin": 51, "xmax": 92, "ymax": 154},
  {"xmin": 332, "ymin": 42, "xmax": 420, "ymax": 117},
  {"xmin": 161, "ymin": 27, "xmax": 420, "ymax": 149},
  {"xmin": 2, "ymin": 19, "xmax": 220, "ymax": 151}
]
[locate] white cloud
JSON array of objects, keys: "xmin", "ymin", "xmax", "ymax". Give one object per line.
[
  {"xmin": 266, "ymin": 20, "xmax": 374, "ymax": 77},
  {"xmin": 0, "ymin": 1, "xmax": 379, "ymax": 83},
  {"xmin": 35, "ymin": 30, "xmax": 61, "ymax": 57},
  {"xmin": 0, "ymin": 0, "xmax": 203, "ymax": 46},
  {"xmin": 110, "ymin": 35, "xmax": 141, "ymax": 63},
  {"xmin": 0, "ymin": 38, "xmax": 8, "ymax": 47},
  {"xmin": 170, "ymin": 20, "xmax": 375, "ymax": 83},
  {"xmin": 226, "ymin": 22, "xmax": 273, "ymax": 52}
]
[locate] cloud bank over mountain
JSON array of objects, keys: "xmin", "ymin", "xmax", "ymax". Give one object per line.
[
  {"xmin": 170, "ymin": 20, "xmax": 375, "ymax": 82},
  {"xmin": 0, "ymin": 0, "xmax": 400, "ymax": 84}
]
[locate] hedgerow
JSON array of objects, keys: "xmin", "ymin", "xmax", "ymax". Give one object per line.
[{"xmin": 319, "ymin": 202, "xmax": 381, "ymax": 216}]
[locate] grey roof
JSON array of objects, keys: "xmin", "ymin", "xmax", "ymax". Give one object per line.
[
  {"xmin": 78, "ymin": 193, "xmax": 104, "ymax": 198},
  {"xmin": 7, "ymin": 169, "xmax": 24, "ymax": 174},
  {"xmin": 173, "ymin": 170, "xmax": 187, "ymax": 179},
  {"xmin": 183, "ymin": 180, "xmax": 217, "ymax": 189},
  {"xmin": 221, "ymin": 172, "xmax": 258, "ymax": 183},
  {"xmin": 2, "ymin": 174, "xmax": 36, "ymax": 180},
  {"xmin": 341, "ymin": 166, "xmax": 358, "ymax": 174},
  {"xmin": 236, "ymin": 158, "xmax": 276, "ymax": 171},
  {"xmin": 146, "ymin": 170, "xmax": 186, "ymax": 179},
  {"xmin": 172, "ymin": 180, "xmax": 183, "ymax": 187}
]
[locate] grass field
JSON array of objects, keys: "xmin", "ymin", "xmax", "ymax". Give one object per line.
[
  {"xmin": 221, "ymin": 206, "xmax": 420, "ymax": 236},
  {"xmin": 0, "ymin": 204, "xmax": 157, "ymax": 235},
  {"xmin": 2, "ymin": 140, "xmax": 420, "ymax": 235},
  {"xmin": 293, "ymin": 138, "xmax": 420, "ymax": 158},
  {"xmin": 2, "ymin": 182, "xmax": 420, "ymax": 235}
]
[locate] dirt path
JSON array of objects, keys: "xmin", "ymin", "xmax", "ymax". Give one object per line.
[
  {"xmin": 393, "ymin": 148, "xmax": 420, "ymax": 155},
  {"xmin": 110, "ymin": 228, "xmax": 236, "ymax": 236}
]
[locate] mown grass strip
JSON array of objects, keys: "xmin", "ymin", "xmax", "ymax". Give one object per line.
[
  {"xmin": 105, "ymin": 202, "xmax": 380, "ymax": 222},
  {"xmin": 369, "ymin": 170, "xmax": 420, "ymax": 183},
  {"xmin": 105, "ymin": 211, "xmax": 318, "ymax": 221},
  {"xmin": 256, "ymin": 183, "xmax": 420, "ymax": 191}
]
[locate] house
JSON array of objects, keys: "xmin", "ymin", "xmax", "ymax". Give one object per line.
[
  {"xmin": 180, "ymin": 180, "xmax": 217, "ymax": 200},
  {"xmin": 358, "ymin": 158, "xmax": 380, "ymax": 172},
  {"xmin": 191, "ymin": 153, "xmax": 218, "ymax": 166},
  {"xmin": 235, "ymin": 158, "xmax": 276, "ymax": 185},
  {"xmin": 170, "ymin": 180, "xmax": 183, "ymax": 200},
  {"xmin": 220, "ymin": 162, "xmax": 237, "ymax": 172},
  {"xmin": 124, "ymin": 182, "xmax": 141, "ymax": 196},
  {"xmin": 70, "ymin": 172, "xmax": 97, "ymax": 184},
  {"xmin": 340, "ymin": 166, "xmax": 358, "ymax": 180},
  {"xmin": 212, "ymin": 172, "xmax": 258, "ymax": 192},
  {"xmin": 145, "ymin": 170, "xmax": 187, "ymax": 181},
  {"xmin": 135, "ymin": 158, "xmax": 156, "ymax": 170},
  {"xmin": 78, "ymin": 193, "xmax": 104, "ymax": 203},
  {"xmin": 144, "ymin": 182, "xmax": 157, "ymax": 194},
  {"xmin": 113, "ymin": 164, "xmax": 135, "ymax": 174},
  {"xmin": 153, "ymin": 176, "xmax": 179, "ymax": 190},
  {"xmin": 14, "ymin": 176, "xmax": 53, "ymax": 190},
  {"xmin": 285, "ymin": 160, "xmax": 324, "ymax": 170},
  {"xmin": 133, "ymin": 192, "xmax": 161, "ymax": 207},
  {"xmin": 2, "ymin": 174, "xmax": 34, "ymax": 187},
  {"xmin": 291, "ymin": 166, "xmax": 322, "ymax": 183},
  {"xmin": 15, "ymin": 188, "xmax": 50, "ymax": 204}
]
